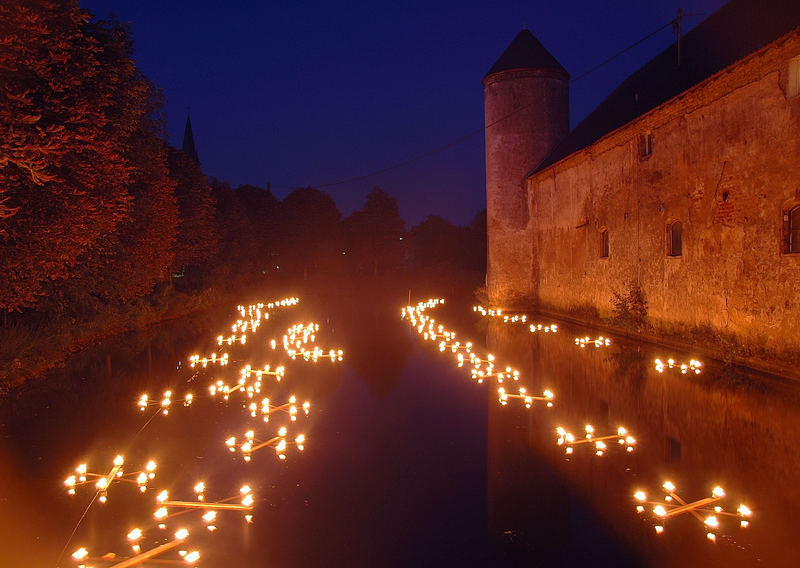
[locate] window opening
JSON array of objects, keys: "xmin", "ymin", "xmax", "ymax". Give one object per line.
[
  {"xmin": 639, "ymin": 132, "xmax": 653, "ymax": 158},
  {"xmin": 667, "ymin": 220, "xmax": 682, "ymax": 257},
  {"xmin": 789, "ymin": 57, "xmax": 800, "ymax": 98},
  {"xmin": 600, "ymin": 228, "xmax": 609, "ymax": 258},
  {"xmin": 789, "ymin": 205, "xmax": 800, "ymax": 253}
]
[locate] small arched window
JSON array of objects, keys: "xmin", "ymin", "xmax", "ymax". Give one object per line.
[
  {"xmin": 667, "ymin": 220, "xmax": 682, "ymax": 257},
  {"xmin": 600, "ymin": 228, "xmax": 609, "ymax": 258},
  {"xmin": 789, "ymin": 205, "xmax": 800, "ymax": 253}
]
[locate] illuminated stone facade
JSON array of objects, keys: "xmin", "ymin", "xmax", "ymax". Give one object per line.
[{"xmin": 485, "ymin": 3, "xmax": 800, "ymax": 373}]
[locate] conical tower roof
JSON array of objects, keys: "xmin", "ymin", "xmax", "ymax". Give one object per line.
[
  {"xmin": 182, "ymin": 112, "xmax": 199, "ymax": 164},
  {"xmin": 485, "ymin": 29, "xmax": 568, "ymax": 78}
]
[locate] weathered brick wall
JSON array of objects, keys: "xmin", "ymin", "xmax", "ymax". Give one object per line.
[{"xmin": 515, "ymin": 31, "xmax": 800, "ymax": 361}]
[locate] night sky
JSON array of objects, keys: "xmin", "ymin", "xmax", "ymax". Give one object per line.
[{"xmin": 79, "ymin": 0, "xmax": 726, "ymax": 226}]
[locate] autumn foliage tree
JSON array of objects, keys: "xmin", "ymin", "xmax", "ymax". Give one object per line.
[
  {"xmin": 0, "ymin": 2, "xmax": 187, "ymax": 313},
  {"xmin": 0, "ymin": 1, "xmax": 141, "ymax": 311},
  {"xmin": 0, "ymin": 0, "xmax": 486, "ymax": 326},
  {"xmin": 62, "ymin": 19, "xmax": 178, "ymax": 305}
]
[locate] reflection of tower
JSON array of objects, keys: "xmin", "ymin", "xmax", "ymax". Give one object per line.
[
  {"xmin": 485, "ymin": 321, "xmax": 642, "ymax": 565},
  {"xmin": 486, "ymin": 320, "xmax": 569, "ymax": 564},
  {"xmin": 182, "ymin": 112, "xmax": 200, "ymax": 164},
  {"xmin": 483, "ymin": 30, "xmax": 569, "ymax": 304}
]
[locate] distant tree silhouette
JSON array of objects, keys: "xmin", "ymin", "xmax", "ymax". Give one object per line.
[
  {"xmin": 169, "ymin": 147, "xmax": 217, "ymax": 286},
  {"xmin": 277, "ymin": 187, "xmax": 341, "ymax": 281},
  {"xmin": 235, "ymin": 184, "xmax": 279, "ymax": 278},
  {"xmin": 468, "ymin": 209, "xmax": 487, "ymax": 274},
  {"xmin": 207, "ymin": 179, "xmax": 249, "ymax": 287},
  {"xmin": 410, "ymin": 212, "xmax": 486, "ymax": 274},
  {"xmin": 342, "ymin": 187, "xmax": 406, "ymax": 277},
  {"xmin": 406, "ymin": 212, "xmax": 486, "ymax": 299},
  {"xmin": 411, "ymin": 215, "xmax": 463, "ymax": 269}
]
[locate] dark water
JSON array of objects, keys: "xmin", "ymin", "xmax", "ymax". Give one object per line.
[{"xmin": 1, "ymin": 295, "xmax": 798, "ymax": 567}]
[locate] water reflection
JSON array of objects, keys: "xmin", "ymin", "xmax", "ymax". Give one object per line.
[
  {"xmin": 2, "ymin": 296, "xmax": 800, "ymax": 566},
  {"xmin": 335, "ymin": 303, "xmax": 412, "ymax": 398},
  {"xmin": 486, "ymin": 317, "xmax": 800, "ymax": 567}
]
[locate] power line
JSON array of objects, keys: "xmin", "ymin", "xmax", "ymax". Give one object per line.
[
  {"xmin": 570, "ymin": 20, "xmax": 673, "ymax": 83},
  {"xmin": 278, "ymin": 102, "xmax": 545, "ymax": 190},
  {"xmin": 277, "ymin": 17, "xmax": 679, "ymax": 191}
]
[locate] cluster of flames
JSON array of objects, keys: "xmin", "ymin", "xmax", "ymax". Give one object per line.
[
  {"xmin": 634, "ymin": 482, "xmax": 751, "ymax": 541},
  {"xmin": 475, "ymin": 306, "xmax": 707, "ymax": 378},
  {"xmin": 65, "ymin": 296, "xmax": 341, "ymax": 567},
  {"xmin": 283, "ymin": 322, "xmax": 343, "ymax": 362},
  {"xmin": 404, "ymin": 300, "xmax": 633, "ymax": 455},
  {"xmin": 407, "ymin": 298, "xmax": 749, "ymax": 543},
  {"xmin": 575, "ymin": 335, "xmax": 612, "ymax": 348},
  {"xmin": 473, "ymin": 305, "xmax": 558, "ymax": 333},
  {"xmin": 654, "ymin": 357, "xmax": 703, "ymax": 374},
  {"xmin": 403, "ymin": 300, "xmax": 554, "ymax": 409}
]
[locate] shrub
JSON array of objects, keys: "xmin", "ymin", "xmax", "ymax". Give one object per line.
[{"xmin": 611, "ymin": 281, "xmax": 648, "ymax": 333}]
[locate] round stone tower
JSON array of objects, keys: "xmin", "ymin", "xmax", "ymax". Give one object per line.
[{"xmin": 483, "ymin": 29, "xmax": 569, "ymax": 305}]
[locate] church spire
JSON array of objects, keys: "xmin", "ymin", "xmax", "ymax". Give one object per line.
[{"xmin": 182, "ymin": 111, "xmax": 199, "ymax": 164}]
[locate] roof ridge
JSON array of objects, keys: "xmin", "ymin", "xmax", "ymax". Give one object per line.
[{"xmin": 532, "ymin": 0, "xmax": 800, "ymax": 174}]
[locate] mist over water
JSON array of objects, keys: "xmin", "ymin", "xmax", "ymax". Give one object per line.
[{"xmin": 1, "ymin": 292, "xmax": 797, "ymax": 567}]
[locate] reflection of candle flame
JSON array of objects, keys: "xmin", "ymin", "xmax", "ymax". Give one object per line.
[{"xmin": 633, "ymin": 482, "xmax": 751, "ymax": 539}]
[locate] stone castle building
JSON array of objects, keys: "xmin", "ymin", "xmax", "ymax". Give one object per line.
[{"xmin": 484, "ymin": 0, "xmax": 800, "ymax": 374}]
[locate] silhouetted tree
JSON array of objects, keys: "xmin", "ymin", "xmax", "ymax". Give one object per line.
[
  {"xmin": 410, "ymin": 212, "xmax": 486, "ymax": 274},
  {"xmin": 235, "ymin": 184, "xmax": 279, "ymax": 277},
  {"xmin": 208, "ymin": 179, "xmax": 250, "ymax": 288},
  {"xmin": 169, "ymin": 147, "xmax": 217, "ymax": 284},
  {"xmin": 342, "ymin": 187, "xmax": 406, "ymax": 277},
  {"xmin": 276, "ymin": 187, "xmax": 341, "ymax": 281},
  {"xmin": 410, "ymin": 215, "xmax": 463, "ymax": 269},
  {"xmin": 468, "ymin": 209, "xmax": 487, "ymax": 274},
  {"xmin": 407, "ymin": 212, "xmax": 486, "ymax": 298}
]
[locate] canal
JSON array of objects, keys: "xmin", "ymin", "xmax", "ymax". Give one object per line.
[{"xmin": 1, "ymin": 293, "xmax": 798, "ymax": 567}]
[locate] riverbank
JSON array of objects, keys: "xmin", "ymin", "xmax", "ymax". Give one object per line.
[
  {"xmin": 0, "ymin": 267, "xmax": 485, "ymax": 389},
  {"xmin": 0, "ymin": 286, "xmax": 231, "ymax": 388},
  {"xmin": 531, "ymin": 303, "xmax": 800, "ymax": 383}
]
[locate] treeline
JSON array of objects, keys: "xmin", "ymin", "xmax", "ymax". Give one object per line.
[
  {"xmin": 0, "ymin": 0, "xmax": 485, "ymax": 325},
  {"xmin": 209, "ymin": 182, "xmax": 486, "ymax": 290}
]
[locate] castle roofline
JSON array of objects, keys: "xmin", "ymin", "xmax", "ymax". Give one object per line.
[
  {"xmin": 531, "ymin": 0, "xmax": 800, "ymax": 175},
  {"xmin": 485, "ymin": 29, "xmax": 569, "ymax": 79}
]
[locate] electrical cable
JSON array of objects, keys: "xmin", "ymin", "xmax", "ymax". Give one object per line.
[
  {"xmin": 53, "ymin": 407, "xmax": 162, "ymax": 567},
  {"xmin": 275, "ymin": 17, "xmax": 680, "ymax": 191}
]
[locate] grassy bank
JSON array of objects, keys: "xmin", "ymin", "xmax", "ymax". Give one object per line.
[
  {"xmin": 0, "ymin": 266, "xmax": 486, "ymax": 390},
  {"xmin": 0, "ymin": 286, "xmax": 230, "ymax": 388}
]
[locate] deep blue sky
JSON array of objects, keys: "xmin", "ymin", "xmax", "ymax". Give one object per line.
[{"xmin": 79, "ymin": 0, "xmax": 726, "ymax": 226}]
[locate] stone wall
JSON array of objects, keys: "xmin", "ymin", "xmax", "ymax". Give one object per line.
[
  {"xmin": 498, "ymin": 31, "xmax": 800, "ymax": 366},
  {"xmin": 484, "ymin": 68, "xmax": 569, "ymax": 303}
]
